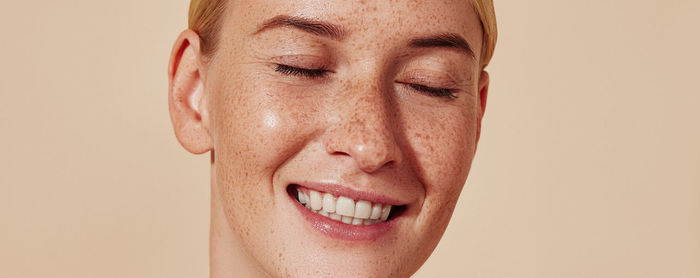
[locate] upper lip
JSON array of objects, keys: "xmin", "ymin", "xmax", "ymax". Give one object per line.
[{"xmin": 290, "ymin": 181, "xmax": 407, "ymax": 206}]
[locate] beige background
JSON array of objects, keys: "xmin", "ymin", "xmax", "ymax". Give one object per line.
[{"xmin": 1, "ymin": 0, "xmax": 698, "ymax": 277}]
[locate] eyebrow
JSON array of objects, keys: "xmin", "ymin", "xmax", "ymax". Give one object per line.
[
  {"xmin": 254, "ymin": 15, "xmax": 346, "ymax": 40},
  {"xmin": 409, "ymin": 33, "xmax": 476, "ymax": 59},
  {"xmin": 254, "ymin": 15, "xmax": 474, "ymax": 59}
]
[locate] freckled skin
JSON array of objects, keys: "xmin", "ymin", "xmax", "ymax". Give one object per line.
[{"xmin": 201, "ymin": 0, "xmax": 486, "ymax": 277}]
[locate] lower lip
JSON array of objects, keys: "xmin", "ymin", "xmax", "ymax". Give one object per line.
[{"xmin": 291, "ymin": 196, "xmax": 395, "ymax": 241}]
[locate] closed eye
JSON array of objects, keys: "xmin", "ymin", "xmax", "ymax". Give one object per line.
[
  {"xmin": 275, "ymin": 64, "xmax": 456, "ymax": 99},
  {"xmin": 275, "ymin": 64, "xmax": 329, "ymax": 78},
  {"xmin": 400, "ymin": 82, "xmax": 458, "ymax": 99}
]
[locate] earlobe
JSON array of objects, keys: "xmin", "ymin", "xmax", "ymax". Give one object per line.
[
  {"xmin": 474, "ymin": 70, "xmax": 490, "ymax": 152},
  {"xmin": 168, "ymin": 29, "xmax": 213, "ymax": 154}
]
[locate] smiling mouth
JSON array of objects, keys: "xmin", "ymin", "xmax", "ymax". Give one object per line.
[{"xmin": 288, "ymin": 184, "xmax": 405, "ymax": 225}]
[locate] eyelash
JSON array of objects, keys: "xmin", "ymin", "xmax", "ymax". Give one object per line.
[
  {"xmin": 405, "ymin": 83, "xmax": 458, "ymax": 100},
  {"xmin": 275, "ymin": 64, "xmax": 329, "ymax": 78},
  {"xmin": 275, "ymin": 64, "xmax": 457, "ymax": 99}
]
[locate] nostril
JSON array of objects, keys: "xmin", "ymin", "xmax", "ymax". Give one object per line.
[
  {"xmin": 332, "ymin": 151, "xmax": 350, "ymax": 157},
  {"xmin": 322, "ymin": 123, "xmax": 402, "ymax": 173}
]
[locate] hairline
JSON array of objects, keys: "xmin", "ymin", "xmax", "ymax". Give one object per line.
[{"xmin": 189, "ymin": 0, "xmax": 496, "ymax": 68}]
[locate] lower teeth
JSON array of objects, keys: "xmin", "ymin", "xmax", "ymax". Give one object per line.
[{"xmin": 304, "ymin": 202, "xmax": 383, "ymax": 225}]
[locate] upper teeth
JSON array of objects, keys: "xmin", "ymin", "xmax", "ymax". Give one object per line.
[{"xmin": 297, "ymin": 189, "xmax": 392, "ymax": 225}]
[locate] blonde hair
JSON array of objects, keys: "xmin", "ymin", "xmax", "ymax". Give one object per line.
[
  {"xmin": 188, "ymin": 0, "xmax": 497, "ymax": 68},
  {"xmin": 188, "ymin": 0, "xmax": 227, "ymax": 56}
]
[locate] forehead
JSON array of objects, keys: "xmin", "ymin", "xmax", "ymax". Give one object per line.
[{"xmin": 224, "ymin": 0, "xmax": 482, "ymax": 54}]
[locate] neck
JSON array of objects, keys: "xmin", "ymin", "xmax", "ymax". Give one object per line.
[{"xmin": 209, "ymin": 160, "xmax": 268, "ymax": 278}]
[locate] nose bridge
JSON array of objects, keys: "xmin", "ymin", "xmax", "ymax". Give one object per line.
[{"xmin": 324, "ymin": 74, "xmax": 402, "ymax": 172}]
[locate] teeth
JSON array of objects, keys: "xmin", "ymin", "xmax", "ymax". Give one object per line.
[
  {"xmin": 309, "ymin": 190, "xmax": 323, "ymax": 211},
  {"xmin": 322, "ymin": 193, "xmax": 336, "ymax": 213},
  {"xmin": 335, "ymin": 196, "xmax": 355, "ymax": 217},
  {"xmin": 296, "ymin": 188, "xmax": 396, "ymax": 226},
  {"xmin": 298, "ymin": 191, "xmax": 308, "ymax": 205},
  {"xmin": 380, "ymin": 204, "xmax": 391, "ymax": 221},
  {"xmin": 354, "ymin": 200, "xmax": 371, "ymax": 219},
  {"xmin": 370, "ymin": 203, "xmax": 382, "ymax": 220},
  {"xmin": 363, "ymin": 219, "xmax": 380, "ymax": 225}
]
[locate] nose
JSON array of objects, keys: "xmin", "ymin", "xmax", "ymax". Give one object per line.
[{"xmin": 323, "ymin": 80, "xmax": 403, "ymax": 173}]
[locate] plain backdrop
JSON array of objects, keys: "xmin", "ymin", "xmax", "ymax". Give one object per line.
[{"xmin": 1, "ymin": 0, "xmax": 698, "ymax": 277}]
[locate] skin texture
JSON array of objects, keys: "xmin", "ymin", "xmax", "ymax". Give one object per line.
[{"xmin": 168, "ymin": 0, "xmax": 489, "ymax": 277}]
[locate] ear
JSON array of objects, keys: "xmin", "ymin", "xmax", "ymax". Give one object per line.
[
  {"xmin": 168, "ymin": 29, "xmax": 213, "ymax": 154},
  {"xmin": 474, "ymin": 70, "xmax": 490, "ymax": 152}
]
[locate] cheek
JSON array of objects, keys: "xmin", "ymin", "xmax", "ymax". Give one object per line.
[
  {"xmin": 404, "ymin": 104, "xmax": 477, "ymax": 214},
  {"xmin": 207, "ymin": 71, "xmax": 327, "ymax": 252},
  {"xmin": 209, "ymin": 73, "xmax": 323, "ymax": 182}
]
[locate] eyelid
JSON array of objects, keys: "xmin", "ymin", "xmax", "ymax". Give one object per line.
[
  {"xmin": 270, "ymin": 55, "xmax": 332, "ymax": 70},
  {"xmin": 399, "ymin": 69, "xmax": 460, "ymax": 89}
]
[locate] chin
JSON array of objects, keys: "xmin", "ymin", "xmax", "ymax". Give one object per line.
[{"xmin": 216, "ymin": 174, "xmax": 453, "ymax": 277}]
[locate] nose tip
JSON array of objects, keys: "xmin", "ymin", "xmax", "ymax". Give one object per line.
[
  {"xmin": 322, "ymin": 73, "xmax": 402, "ymax": 173},
  {"xmin": 323, "ymin": 120, "xmax": 402, "ymax": 173}
]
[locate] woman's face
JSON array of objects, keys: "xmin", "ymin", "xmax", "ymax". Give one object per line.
[{"xmin": 204, "ymin": 0, "xmax": 486, "ymax": 276}]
